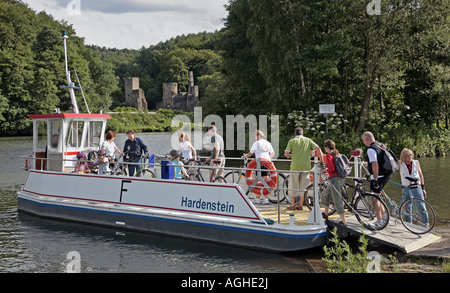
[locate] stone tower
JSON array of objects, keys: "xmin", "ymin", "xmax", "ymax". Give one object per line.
[
  {"xmin": 159, "ymin": 71, "xmax": 198, "ymax": 111},
  {"xmin": 162, "ymin": 82, "xmax": 178, "ymax": 109},
  {"xmin": 124, "ymin": 77, "xmax": 148, "ymax": 110}
]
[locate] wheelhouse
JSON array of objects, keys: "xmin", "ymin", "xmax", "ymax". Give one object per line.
[{"xmin": 30, "ymin": 113, "xmax": 111, "ymax": 172}]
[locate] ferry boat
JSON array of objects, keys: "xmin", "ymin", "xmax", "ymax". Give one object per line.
[{"xmin": 17, "ymin": 32, "xmax": 328, "ymax": 252}]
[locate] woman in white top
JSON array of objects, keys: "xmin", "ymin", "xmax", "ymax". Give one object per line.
[
  {"xmin": 243, "ymin": 130, "xmax": 275, "ymax": 204},
  {"xmin": 399, "ymin": 148, "xmax": 429, "ymax": 225},
  {"xmin": 102, "ymin": 131, "xmax": 123, "ymax": 161},
  {"xmin": 178, "ymin": 132, "xmax": 197, "ymax": 160}
]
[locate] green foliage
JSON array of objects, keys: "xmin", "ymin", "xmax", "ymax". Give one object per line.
[
  {"xmin": 0, "ymin": 0, "xmax": 118, "ymax": 135},
  {"xmin": 443, "ymin": 261, "xmax": 450, "ymax": 273},
  {"xmin": 106, "ymin": 108, "xmax": 192, "ymax": 133},
  {"xmin": 218, "ymin": 0, "xmax": 449, "ymax": 137},
  {"xmin": 283, "ymin": 110, "xmax": 450, "ymax": 158},
  {"xmin": 322, "ymin": 228, "xmax": 370, "ymax": 273}
]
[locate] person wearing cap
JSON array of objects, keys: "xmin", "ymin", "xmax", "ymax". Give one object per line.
[
  {"xmin": 74, "ymin": 152, "xmax": 91, "ymax": 173},
  {"xmin": 93, "ymin": 149, "xmax": 110, "ymax": 175},
  {"xmin": 169, "ymin": 149, "xmax": 189, "ymax": 180}
]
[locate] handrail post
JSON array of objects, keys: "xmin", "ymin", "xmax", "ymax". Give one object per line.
[
  {"xmin": 277, "ymin": 171, "xmax": 280, "ymax": 224},
  {"xmin": 354, "ymin": 155, "xmax": 359, "ymax": 179},
  {"xmin": 306, "ymin": 158, "xmax": 324, "ymax": 226}
]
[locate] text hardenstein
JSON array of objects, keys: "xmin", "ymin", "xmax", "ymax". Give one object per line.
[{"xmin": 181, "ymin": 197, "xmax": 235, "ymax": 213}]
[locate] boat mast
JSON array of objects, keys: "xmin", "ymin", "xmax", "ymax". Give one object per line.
[{"xmin": 61, "ymin": 31, "xmax": 79, "ymax": 114}]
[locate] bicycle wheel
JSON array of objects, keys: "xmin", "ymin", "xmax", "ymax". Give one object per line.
[
  {"xmin": 268, "ymin": 173, "xmax": 286, "ymax": 203},
  {"xmin": 224, "ymin": 171, "xmax": 249, "ymax": 194},
  {"xmin": 190, "ymin": 174, "xmax": 202, "ymax": 181},
  {"xmin": 399, "ymin": 198, "xmax": 435, "ymax": 234},
  {"xmin": 304, "ymin": 183, "xmax": 336, "ymax": 216},
  {"xmin": 141, "ymin": 168, "xmax": 155, "ymax": 179},
  {"xmin": 354, "ymin": 193, "xmax": 389, "ymax": 230},
  {"xmin": 213, "ymin": 176, "xmax": 227, "ymax": 183}
]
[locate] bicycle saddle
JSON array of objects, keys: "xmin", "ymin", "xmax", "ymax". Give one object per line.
[
  {"xmin": 353, "ymin": 178, "xmax": 366, "ymax": 184},
  {"xmin": 405, "ymin": 176, "xmax": 419, "ymax": 183}
]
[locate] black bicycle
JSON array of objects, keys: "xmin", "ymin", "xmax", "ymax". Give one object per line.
[
  {"xmin": 112, "ymin": 153, "xmax": 155, "ymax": 178},
  {"xmin": 183, "ymin": 157, "xmax": 227, "ymax": 183},
  {"xmin": 340, "ymin": 177, "xmax": 390, "ymax": 230}
]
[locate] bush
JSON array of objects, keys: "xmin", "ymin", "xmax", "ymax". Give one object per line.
[
  {"xmin": 105, "ymin": 108, "xmax": 192, "ymax": 133},
  {"xmin": 283, "ymin": 110, "xmax": 449, "ymax": 158},
  {"xmin": 322, "ymin": 228, "xmax": 370, "ymax": 273}
]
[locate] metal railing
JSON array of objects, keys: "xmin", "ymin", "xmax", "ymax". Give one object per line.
[{"xmin": 21, "ymin": 154, "xmax": 332, "ymax": 227}]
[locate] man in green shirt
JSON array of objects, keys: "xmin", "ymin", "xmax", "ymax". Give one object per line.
[{"xmin": 284, "ymin": 128, "xmax": 323, "ymax": 210}]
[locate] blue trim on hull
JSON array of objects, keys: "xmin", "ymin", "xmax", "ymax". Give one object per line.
[{"xmin": 18, "ymin": 197, "xmax": 327, "ymax": 239}]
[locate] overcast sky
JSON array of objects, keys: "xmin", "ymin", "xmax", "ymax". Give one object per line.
[{"xmin": 22, "ymin": 0, "xmax": 229, "ymax": 49}]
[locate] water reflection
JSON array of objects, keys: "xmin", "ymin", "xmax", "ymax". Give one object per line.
[{"xmin": 9, "ymin": 213, "xmax": 314, "ymax": 273}]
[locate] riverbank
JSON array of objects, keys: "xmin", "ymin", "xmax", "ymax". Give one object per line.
[
  {"xmin": 310, "ymin": 224, "xmax": 450, "ymax": 273},
  {"xmin": 105, "ymin": 107, "xmax": 193, "ymax": 133},
  {"xmin": 368, "ymin": 224, "xmax": 450, "ymax": 273},
  {"xmin": 396, "ymin": 224, "xmax": 450, "ymax": 273}
]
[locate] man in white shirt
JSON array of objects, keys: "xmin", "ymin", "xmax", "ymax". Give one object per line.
[
  {"xmin": 244, "ymin": 130, "xmax": 275, "ymax": 204},
  {"xmin": 362, "ymin": 131, "xmax": 389, "ymax": 229},
  {"xmin": 244, "ymin": 130, "xmax": 275, "ymax": 161}
]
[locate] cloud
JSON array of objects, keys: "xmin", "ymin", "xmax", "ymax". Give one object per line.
[
  {"xmin": 22, "ymin": 0, "xmax": 228, "ymax": 49},
  {"xmin": 56, "ymin": 0, "xmax": 225, "ymax": 14}
]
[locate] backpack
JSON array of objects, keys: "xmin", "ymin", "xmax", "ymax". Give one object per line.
[
  {"xmin": 369, "ymin": 142, "xmax": 399, "ymax": 175},
  {"xmin": 333, "ymin": 154, "xmax": 352, "ymax": 178}
]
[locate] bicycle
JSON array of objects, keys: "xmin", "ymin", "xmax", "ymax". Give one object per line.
[
  {"xmin": 381, "ymin": 177, "xmax": 435, "ymax": 234},
  {"xmin": 223, "ymin": 155, "xmax": 250, "ymax": 194},
  {"xmin": 284, "ymin": 166, "xmax": 340, "ymax": 211},
  {"xmin": 183, "ymin": 157, "xmax": 227, "ymax": 183},
  {"xmin": 112, "ymin": 154, "xmax": 155, "ymax": 179},
  {"xmin": 227, "ymin": 155, "xmax": 288, "ymax": 202},
  {"xmin": 339, "ymin": 177, "xmax": 390, "ymax": 230},
  {"xmin": 301, "ymin": 171, "xmax": 337, "ymax": 216}
]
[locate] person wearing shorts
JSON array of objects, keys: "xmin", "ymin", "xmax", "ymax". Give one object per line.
[
  {"xmin": 205, "ymin": 125, "xmax": 225, "ymax": 182},
  {"xmin": 284, "ymin": 128, "xmax": 323, "ymax": 210}
]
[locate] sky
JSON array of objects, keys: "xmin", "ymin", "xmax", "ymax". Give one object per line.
[{"xmin": 22, "ymin": 0, "xmax": 229, "ymax": 49}]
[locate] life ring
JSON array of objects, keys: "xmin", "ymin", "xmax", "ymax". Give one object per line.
[{"xmin": 245, "ymin": 158, "xmax": 278, "ymax": 196}]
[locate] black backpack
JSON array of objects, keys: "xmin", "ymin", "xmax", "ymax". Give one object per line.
[
  {"xmin": 369, "ymin": 142, "xmax": 399, "ymax": 175},
  {"xmin": 333, "ymin": 154, "xmax": 352, "ymax": 178}
]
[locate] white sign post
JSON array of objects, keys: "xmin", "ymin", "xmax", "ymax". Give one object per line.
[{"xmin": 319, "ymin": 104, "xmax": 335, "ymax": 133}]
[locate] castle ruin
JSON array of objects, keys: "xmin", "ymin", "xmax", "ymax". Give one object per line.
[
  {"xmin": 158, "ymin": 71, "xmax": 199, "ymax": 112},
  {"xmin": 124, "ymin": 77, "xmax": 148, "ymax": 111}
]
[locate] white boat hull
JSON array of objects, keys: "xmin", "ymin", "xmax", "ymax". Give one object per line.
[{"xmin": 18, "ymin": 170, "xmax": 328, "ymax": 252}]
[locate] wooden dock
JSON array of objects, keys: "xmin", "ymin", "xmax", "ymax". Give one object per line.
[
  {"xmin": 326, "ymin": 216, "xmax": 442, "ymax": 253},
  {"xmin": 255, "ymin": 203, "xmax": 441, "ymax": 253}
]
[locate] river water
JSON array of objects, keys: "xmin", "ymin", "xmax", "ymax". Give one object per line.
[{"xmin": 0, "ymin": 134, "xmax": 448, "ymax": 273}]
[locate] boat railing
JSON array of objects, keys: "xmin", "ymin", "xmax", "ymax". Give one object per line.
[{"xmin": 23, "ymin": 153, "xmax": 367, "ymax": 227}]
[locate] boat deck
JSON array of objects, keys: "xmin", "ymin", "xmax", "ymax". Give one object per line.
[
  {"xmin": 254, "ymin": 203, "xmax": 442, "ymax": 253},
  {"xmin": 253, "ymin": 202, "xmax": 341, "ymax": 226}
]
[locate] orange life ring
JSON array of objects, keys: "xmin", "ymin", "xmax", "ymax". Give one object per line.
[{"xmin": 245, "ymin": 158, "xmax": 278, "ymax": 196}]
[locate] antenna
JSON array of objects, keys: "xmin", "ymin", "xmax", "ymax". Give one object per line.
[
  {"xmin": 74, "ymin": 69, "xmax": 91, "ymax": 114},
  {"xmin": 61, "ymin": 31, "xmax": 79, "ymax": 114}
]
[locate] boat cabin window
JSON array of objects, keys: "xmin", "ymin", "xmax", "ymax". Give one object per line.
[
  {"xmin": 88, "ymin": 121, "xmax": 103, "ymax": 148},
  {"xmin": 49, "ymin": 120, "xmax": 62, "ymax": 151},
  {"xmin": 36, "ymin": 121, "xmax": 47, "ymax": 149},
  {"xmin": 66, "ymin": 120, "xmax": 85, "ymax": 148}
]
